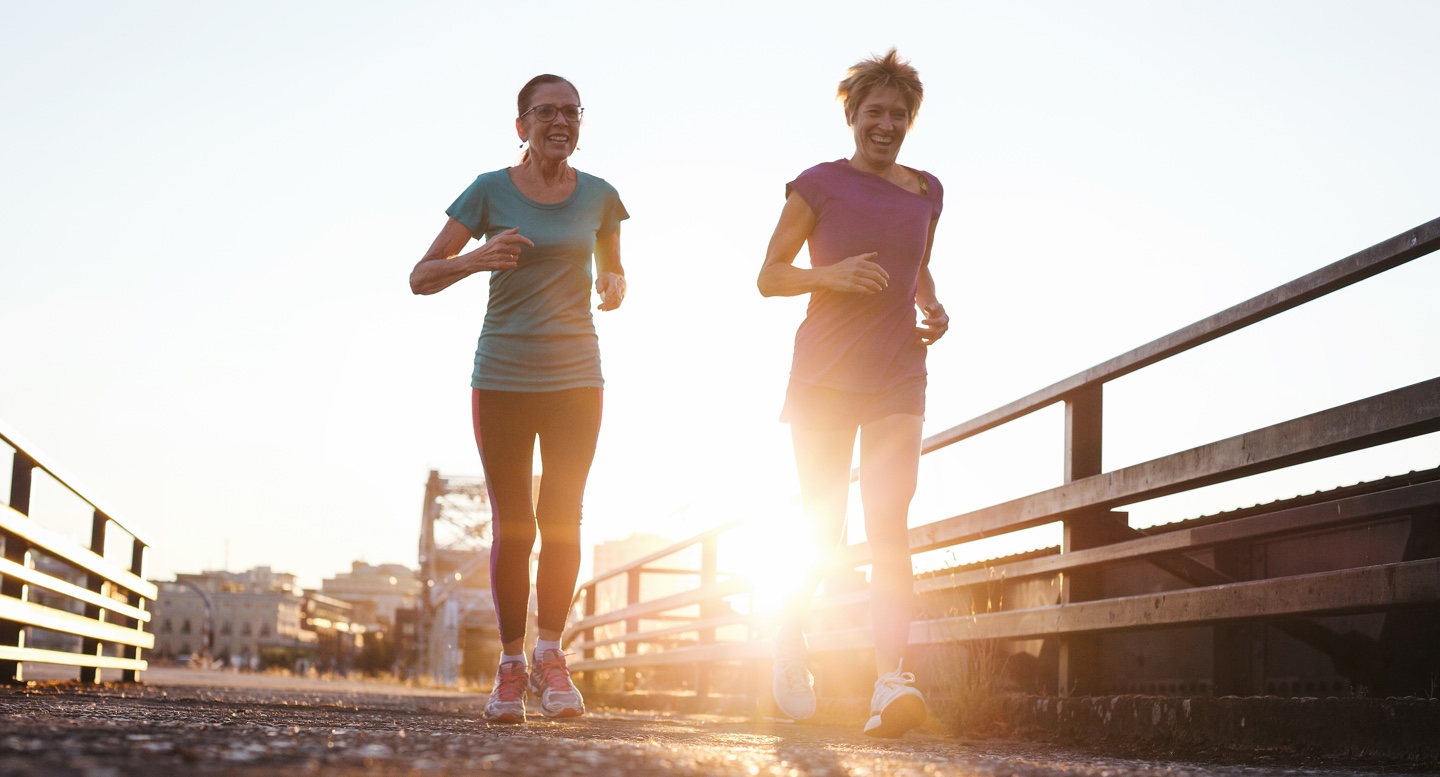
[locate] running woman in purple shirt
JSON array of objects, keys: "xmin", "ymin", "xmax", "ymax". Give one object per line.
[{"xmin": 757, "ymin": 49, "xmax": 948, "ymax": 739}]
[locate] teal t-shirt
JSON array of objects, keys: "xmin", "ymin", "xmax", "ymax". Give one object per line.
[{"xmin": 446, "ymin": 169, "xmax": 629, "ymax": 391}]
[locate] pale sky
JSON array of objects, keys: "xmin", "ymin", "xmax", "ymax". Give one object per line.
[{"xmin": 3, "ymin": 1, "xmax": 1438, "ymax": 588}]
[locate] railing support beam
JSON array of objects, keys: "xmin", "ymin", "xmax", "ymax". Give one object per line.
[
  {"xmin": 79, "ymin": 510, "xmax": 109, "ymax": 684},
  {"xmin": 1059, "ymin": 385, "xmax": 1108, "ymax": 696},
  {"xmin": 1, "ymin": 451, "xmax": 34, "ymax": 684},
  {"xmin": 120, "ymin": 540, "xmax": 145, "ymax": 682}
]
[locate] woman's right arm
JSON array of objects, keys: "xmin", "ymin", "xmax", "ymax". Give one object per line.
[
  {"xmin": 409, "ymin": 218, "xmax": 531, "ymax": 295},
  {"xmin": 757, "ymin": 192, "xmax": 889, "ymax": 297}
]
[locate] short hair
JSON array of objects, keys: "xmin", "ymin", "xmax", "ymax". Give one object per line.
[
  {"xmin": 836, "ymin": 48, "xmax": 923, "ymax": 128},
  {"xmin": 517, "ymin": 74, "xmax": 579, "ymax": 118}
]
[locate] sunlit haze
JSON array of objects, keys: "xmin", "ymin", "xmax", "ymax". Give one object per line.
[{"xmin": 3, "ymin": 2, "xmax": 1438, "ymax": 589}]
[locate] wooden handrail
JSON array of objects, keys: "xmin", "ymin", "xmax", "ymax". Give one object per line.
[
  {"xmin": 918, "ymin": 216, "xmax": 1440, "ymax": 457},
  {"xmin": 838, "ymin": 376, "xmax": 1440, "ymax": 566},
  {"xmin": 0, "ymin": 417, "xmax": 151, "ymax": 548}
]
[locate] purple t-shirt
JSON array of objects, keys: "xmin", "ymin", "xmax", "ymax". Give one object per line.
[{"xmin": 787, "ymin": 160, "xmax": 944, "ymax": 393}]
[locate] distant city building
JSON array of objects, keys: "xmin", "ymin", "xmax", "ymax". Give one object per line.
[
  {"xmin": 320, "ymin": 562, "xmax": 421, "ymax": 628},
  {"xmin": 301, "ymin": 590, "xmax": 363, "ymax": 674},
  {"xmin": 151, "ymin": 566, "xmax": 311, "ymax": 670}
]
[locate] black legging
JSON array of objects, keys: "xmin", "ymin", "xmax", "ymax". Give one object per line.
[{"xmin": 472, "ymin": 387, "xmax": 602, "ymax": 644}]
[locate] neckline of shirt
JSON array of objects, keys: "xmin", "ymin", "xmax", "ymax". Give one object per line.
[
  {"xmin": 832, "ymin": 159, "xmax": 931, "ymax": 199},
  {"xmin": 504, "ymin": 167, "xmax": 584, "ymax": 210}
]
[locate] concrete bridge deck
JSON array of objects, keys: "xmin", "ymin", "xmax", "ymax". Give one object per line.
[{"xmin": 0, "ymin": 670, "xmax": 1429, "ymax": 776}]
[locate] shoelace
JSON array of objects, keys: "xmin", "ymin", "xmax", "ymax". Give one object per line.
[
  {"xmin": 779, "ymin": 658, "xmax": 811, "ymax": 691},
  {"xmin": 535, "ymin": 654, "xmax": 576, "ymax": 693},
  {"xmin": 877, "ymin": 669, "xmax": 917, "ymax": 693},
  {"xmin": 494, "ymin": 664, "xmax": 527, "ymax": 701}
]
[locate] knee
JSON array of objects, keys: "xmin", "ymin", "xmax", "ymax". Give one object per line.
[
  {"xmin": 867, "ymin": 533, "xmax": 912, "ymax": 568},
  {"xmin": 493, "ymin": 520, "xmax": 537, "ymax": 548},
  {"xmin": 536, "ymin": 509, "xmax": 582, "ymax": 545}
]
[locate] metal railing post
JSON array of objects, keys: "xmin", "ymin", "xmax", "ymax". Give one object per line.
[{"xmin": 1, "ymin": 450, "xmax": 35, "ymax": 683}]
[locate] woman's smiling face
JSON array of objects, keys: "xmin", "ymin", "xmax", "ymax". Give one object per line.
[
  {"xmin": 849, "ymin": 86, "xmax": 912, "ymax": 169},
  {"xmin": 517, "ymin": 81, "xmax": 582, "ymax": 163}
]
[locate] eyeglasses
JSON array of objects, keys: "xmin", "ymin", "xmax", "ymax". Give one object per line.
[{"xmin": 519, "ymin": 104, "xmax": 583, "ymax": 122}]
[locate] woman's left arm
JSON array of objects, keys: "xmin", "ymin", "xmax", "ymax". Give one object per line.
[
  {"xmin": 915, "ymin": 217, "xmax": 949, "ymax": 345},
  {"xmin": 594, "ymin": 225, "xmax": 626, "ymax": 311}
]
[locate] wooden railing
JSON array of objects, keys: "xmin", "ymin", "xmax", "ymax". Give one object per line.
[
  {"xmin": 565, "ymin": 216, "xmax": 1440, "ymax": 698},
  {"xmin": 1, "ymin": 419, "xmax": 155, "ymax": 683}
]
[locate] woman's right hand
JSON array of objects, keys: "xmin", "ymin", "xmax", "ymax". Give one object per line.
[
  {"xmin": 821, "ymin": 252, "xmax": 888, "ymax": 294},
  {"xmin": 468, "ymin": 227, "xmax": 532, "ymax": 272}
]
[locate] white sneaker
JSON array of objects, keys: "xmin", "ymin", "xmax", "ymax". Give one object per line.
[
  {"xmin": 528, "ymin": 649, "xmax": 585, "ymax": 718},
  {"xmin": 772, "ymin": 627, "xmax": 816, "ymax": 720},
  {"xmin": 484, "ymin": 660, "xmax": 528, "ymax": 723},
  {"xmin": 863, "ymin": 662, "xmax": 926, "ymax": 738}
]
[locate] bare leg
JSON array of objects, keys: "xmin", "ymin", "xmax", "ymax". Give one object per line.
[
  {"xmin": 858, "ymin": 413, "xmax": 923, "ymax": 674},
  {"xmin": 783, "ymin": 420, "xmax": 859, "ymax": 638}
]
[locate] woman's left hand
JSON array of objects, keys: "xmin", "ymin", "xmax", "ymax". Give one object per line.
[
  {"xmin": 596, "ymin": 272, "xmax": 626, "ymax": 311},
  {"xmin": 916, "ymin": 303, "xmax": 948, "ymax": 345}
]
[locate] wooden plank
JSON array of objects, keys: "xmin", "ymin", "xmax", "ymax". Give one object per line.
[
  {"xmin": 919, "ymin": 479, "xmax": 1440, "ymax": 593},
  {"xmin": 570, "ymin": 639, "xmax": 770, "ymax": 673},
  {"xmin": 0, "ymin": 417, "xmax": 152, "ymax": 548},
  {"xmin": 567, "ymin": 611, "xmax": 754, "ymax": 653},
  {"xmin": 574, "ymin": 558, "xmax": 1440, "ymax": 671},
  {"xmin": 0, "ymin": 556, "xmax": 151, "ymax": 623},
  {"xmin": 914, "ymin": 557, "xmax": 1440, "ymax": 643},
  {"xmin": 573, "ymin": 520, "xmax": 740, "ymax": 592},
  {"xmin": 568, "ymin": 577, "xmax": 750, "ymax": 634},
  {"xmin": 0, "ymin": 645, "xmax": 147, "ymax": 672},
  {"xmin": 0, "ymin": 596, "xmax": 155, "ymax": 648},
  {"xmin": 919, "ymin": 217, "xmax": 1440, "ymax": 456},
  {"xmin": 844, "ymin": 378, "xmax": 1440, "ymax": 566},
  {"xmin": 0, "ymin": 505, "xmax": 157, "ymax": 600}
]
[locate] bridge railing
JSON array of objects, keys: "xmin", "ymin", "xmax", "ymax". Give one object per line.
[
  {"xmin": 565, "ymin": 216, "xmax": 1440, "ymax": 698},
  {"xmin": 1, "ymin": 419, "xmax": 155, "ymax": 683}
]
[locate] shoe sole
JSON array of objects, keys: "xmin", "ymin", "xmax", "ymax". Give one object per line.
[
  {"xmin": 863, "ymin": 694, "xmax": 925, "ymax": 738},
  {"xmin": 542, "ymin": 705, "xmax": 584, "ymax": 719},
  {"xmin": 773, "ymin": 695, "xmax": 816, "ymax": 720},
  {"xmin": 484, "ymin": 711, "xmax": 526, "ymax": 724}
]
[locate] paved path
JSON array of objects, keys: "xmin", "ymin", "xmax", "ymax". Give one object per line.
[{"xmin": 0, "ymin": 670, "xmax": 1426, "ymax": 776}]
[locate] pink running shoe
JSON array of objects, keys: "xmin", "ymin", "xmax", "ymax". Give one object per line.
[
  {"xmin": 484, "ymin": 661, "xmax": 528, "ymax": 723},
  {"xmin": 529, "ymin": 649, "xmax": 585, "ymax": 718}
]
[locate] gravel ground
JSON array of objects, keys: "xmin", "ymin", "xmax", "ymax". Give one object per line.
[{"xmin": 0, "ymin": 672, "xmax": 1431, "ymax": 777}]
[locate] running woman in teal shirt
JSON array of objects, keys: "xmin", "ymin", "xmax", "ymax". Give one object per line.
[{"xmin": 409, "ymin": 74, "xmax": 628, "ymax": 724}]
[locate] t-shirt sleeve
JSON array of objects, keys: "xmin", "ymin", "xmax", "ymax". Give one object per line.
[
  {"xmin": 927, "ymin": 172, "xmax": 944, "ymax": 220},
  {"xmin": 599, "ymin": 189, "xmax": 629, "ymax": 238},
  {"xmin": 445, "ymin": 175, "xmax": 490, "ymax": 239},
  {"xmin": 785, "ymin": 165, "xmax": 830, "ymax": 215}
]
